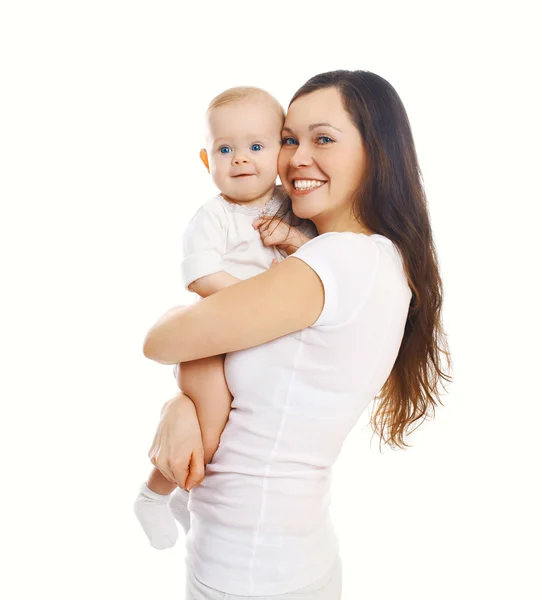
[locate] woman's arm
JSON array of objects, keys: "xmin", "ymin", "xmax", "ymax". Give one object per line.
[{"xmin": 143, "ymin": 256, "xmax": 324, "ymax": 365}]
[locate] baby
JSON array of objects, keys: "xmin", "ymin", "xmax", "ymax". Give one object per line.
[{"xmin": 133, "ymin": 86, "xmax": 317, "ymax": 549}]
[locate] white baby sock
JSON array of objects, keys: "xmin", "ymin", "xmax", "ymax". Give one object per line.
[
  {"xmin": 133, "ymin": 482, "xmax": 179, "ymax": 550},
  {"xmin": 168, "ymin": 487, "xmax": 191, "ymax": 535}
]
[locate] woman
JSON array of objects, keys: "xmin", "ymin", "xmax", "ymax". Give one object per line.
[{"xmin": 143, "ymin": 70, "xmax": 452, "ymax": 599}]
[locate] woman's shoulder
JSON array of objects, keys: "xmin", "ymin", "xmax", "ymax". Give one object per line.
[
  {"xmin": 291, "ymin": 232, "xmax": 382, "ymax": 286},
  {"xmin": 289, "ymin": 232, "xmax": 408, "ymax": 328},
  {"xmin": 291, "ymin": 231, "xmax": 407, "ymax": 294},
  {"xmin": 293, "ymin": 230, "xmax": 381, "ymax": 256}
]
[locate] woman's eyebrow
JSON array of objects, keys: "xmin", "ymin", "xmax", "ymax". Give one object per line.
[{"xmin": 282, "ymin": 123, "xmax": 342, "ymax": 133}]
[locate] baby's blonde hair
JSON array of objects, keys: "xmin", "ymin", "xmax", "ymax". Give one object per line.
[{"xmin": 206, "ymin": 86, "xmax": 285, "ymax": 121}]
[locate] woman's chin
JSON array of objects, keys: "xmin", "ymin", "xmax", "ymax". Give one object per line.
[{"xmin": 290, "ymin": 199, "xmax": 317, "ymax": 221}]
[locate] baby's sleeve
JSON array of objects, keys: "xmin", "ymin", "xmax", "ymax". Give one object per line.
[
  {"xmin": 289, "ymin": 232, "xmax": 380, "ymax": 328},
  {"xmin": 181, "ymin": 202, "xmax": 227, "ymax": 290}
]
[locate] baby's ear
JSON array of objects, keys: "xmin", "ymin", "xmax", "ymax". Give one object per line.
[{"xmin": 199, "ymin": 149, "xmax": 209, "ymax": 172}]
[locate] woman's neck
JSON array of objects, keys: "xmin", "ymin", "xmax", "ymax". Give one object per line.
[{"xmin": 314, "ymin": 211, "xmax": 375, "ymax": 236}]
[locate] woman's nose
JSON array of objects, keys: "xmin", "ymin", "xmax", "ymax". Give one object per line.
[{"xmin": 289, "ymin": 146, "xmax": 313, "ymax": 168}]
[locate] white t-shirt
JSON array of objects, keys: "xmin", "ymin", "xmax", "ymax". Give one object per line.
[
  {"xmin": 180, "ymin": 185, "xmax": 317, "ymax": 289},
  {"xmin": 185, "ymin": 231, "xmax": 413, "ymax": 596}
]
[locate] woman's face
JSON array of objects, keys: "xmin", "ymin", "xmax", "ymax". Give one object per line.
[{"xmin": 278, "ymin": 87, "xmax": 366, "ymax": 231}]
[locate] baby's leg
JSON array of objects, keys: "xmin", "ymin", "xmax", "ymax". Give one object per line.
[
  {"xmin": 177, "ymin": 353, "xmax": 232, "ymax": 466},
  {"xmin": 135, "ymin": 355, "xmax": 232, "ymax": 547},
  {"xmin": 133, "ymin": 467, "xmax": 179, "ymax": 549},
  {"xmin": 147, "ymin": 465, "xmax": 177, "ymax": 495},
  {"xmin": 168, "ymin": 355, "xmax": 232, "ymax": 528}
]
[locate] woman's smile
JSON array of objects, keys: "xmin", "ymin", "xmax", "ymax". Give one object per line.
[{"xmin": 291, "ymin": 179, "xmax": 327, "ymax": 195}]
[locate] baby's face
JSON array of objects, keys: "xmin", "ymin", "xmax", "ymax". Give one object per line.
[{"xmin": 205, "ymin": 99, "xmax": 282, "ymax": 202}]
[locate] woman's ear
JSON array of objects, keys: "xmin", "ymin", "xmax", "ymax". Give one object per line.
[{"xmin": 199, "ymin": 149, "xmax": 209, "ymax": 172}]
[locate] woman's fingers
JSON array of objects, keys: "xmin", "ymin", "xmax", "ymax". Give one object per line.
[
  {"xmin": 156, "ymin": 446, "xmax": 205, "ymax": 491},
  {"xmin": 169, "ymin": 456, "xmax": 190, "ymax": 490},
  {"xmin": 148, "ymin": 430, "xmax": 187, "ymax": 487},
  {"xmin": 150, "ymin": 448, "xmax": 191, "ymax": 489},
  {"xmin": 149, "ymin": 452, "xmax": 176, "ymax": 485},
  {"xmin": 185, "ymin": 448, "xmax": 206, "ymax": 491},
  {"xmin": 148, "ymin": 433, "xmax": 161, "ymax": 465},
  {"xmin": 159, "ymin": 467, "xmax": 178, "ymax": 487}
]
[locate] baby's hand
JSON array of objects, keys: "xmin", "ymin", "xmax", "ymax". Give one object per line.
[{"xmin": 252, "ymin": 216, "xmax": 310, "ymax": 256}]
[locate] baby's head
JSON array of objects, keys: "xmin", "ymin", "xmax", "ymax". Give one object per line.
[{"xmin": 200, "ymin": 87, "xmax": 284, "ymax": 204}]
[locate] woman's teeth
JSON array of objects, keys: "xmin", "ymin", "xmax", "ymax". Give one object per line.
[{"xmin": 293, "ymin": 179, "xmax": 325, "ymax": 190}]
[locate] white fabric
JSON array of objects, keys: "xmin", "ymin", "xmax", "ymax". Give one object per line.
[
  {"xmin": 181, "ymin": 185, "xmax": 317, "ymax": 289},
  {"xmin": 186, "ymin": 554, "xmax": 342, "ymax": 599},
  {"xmin": 133, "ymin": 482, "xmax": 178, "ymax": 549},
  {"xmin": 186, "ymin": 231, "xmax": 412, "ymax": 596},
  {"xmin": 169, "ymin": 486, "xmax": 191, "ymax": 535}
]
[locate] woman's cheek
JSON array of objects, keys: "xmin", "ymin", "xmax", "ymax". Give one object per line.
[{"xmin": 277, "ymin": 156, "xmax": 290, "ymax": 190}]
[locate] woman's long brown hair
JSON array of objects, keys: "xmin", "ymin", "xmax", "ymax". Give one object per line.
[{"xmin": 288, "ymin": 70, "xmax": 453, "ymax": 450}]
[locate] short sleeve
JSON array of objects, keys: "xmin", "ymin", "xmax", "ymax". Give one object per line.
[
  {"xmin": 181, "ymin": 201, "xmax": 227, "ymax": 289},
  {"xmin": 289, "ymin": 232, "xmax": 380, "ymax": 327}
]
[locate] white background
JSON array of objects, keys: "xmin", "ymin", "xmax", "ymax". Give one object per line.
[{"xmin": 1, "ymin": 1, "xmax": 541, "ymax": 599}]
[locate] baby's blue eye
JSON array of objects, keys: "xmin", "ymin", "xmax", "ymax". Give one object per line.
[
  {"xmin": 281, "ymin": 137, "xmax": 298, "ymax": 146},
  {"xmin": 219, "ymin": 146, "xmax": 232, "ymax": 154},
  {"xmin": 251, "ymin": 144, "xmax": 263, "ymax": 151}
]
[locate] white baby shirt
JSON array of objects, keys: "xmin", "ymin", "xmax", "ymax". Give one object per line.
[
  {"xmin": 181, "ymin": 185, "xmax": 317, "ymax": 289},
  {"xmin": 185, "ymin": 231, "xmax": 413, "ymax": 596}
]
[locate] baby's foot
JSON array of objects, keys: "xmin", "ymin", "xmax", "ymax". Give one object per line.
[
  {"xmin": 168, "ymin": 487, "xmax": 191, "ymax": 535},
  {"xmin": 133, "ymin": 482, "xmax": 178, "ymax": 549}
]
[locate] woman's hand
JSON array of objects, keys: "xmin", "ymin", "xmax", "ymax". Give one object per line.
[
  {"xmin": 148, "ymin": 392, "xmax": 206, "ymax": 491},
  {"xmin": 252, "ymin": 217, "xmax": 310, "ymax": 256}
]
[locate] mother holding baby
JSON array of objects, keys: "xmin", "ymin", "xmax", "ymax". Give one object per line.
[{"xmin": 142, "ymin": 70, "xmax": 452, "ymax": 599}]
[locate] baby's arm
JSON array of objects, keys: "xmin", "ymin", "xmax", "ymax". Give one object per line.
[
  {"xmin": 188, "ymin": 271, "xmax": 241, "ymax": 297},
  {"xmin": 252, "ymin": 217, "xmax": 315, "ymax": 256}
]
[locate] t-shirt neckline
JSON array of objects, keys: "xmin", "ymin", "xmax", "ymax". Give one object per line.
[{"xmin": 218, "ymin": 190, "xmax": 284, "ymax": 216}]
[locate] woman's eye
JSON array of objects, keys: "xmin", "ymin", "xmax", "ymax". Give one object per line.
[
  {"xmin": 316, "ymin": 136, "xmax": 334, "ymax": 144},
  {"xmin": 219, "ymin": 147, "xmax": 232, "ymax": 154},
  {"xmin": 281, "ymin": 137, "xmax": 298, "ymax": 146},
  {"xmin": 251, "ymin": 144, "xmax": 262, "ymax": 151}
]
